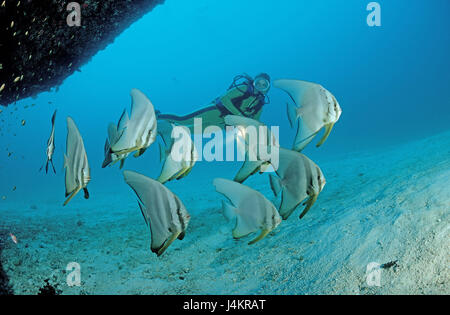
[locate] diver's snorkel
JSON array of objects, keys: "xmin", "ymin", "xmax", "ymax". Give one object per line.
[{"xmin": 253, "ymin": 73, "xmax": 271, "ymax": 95}]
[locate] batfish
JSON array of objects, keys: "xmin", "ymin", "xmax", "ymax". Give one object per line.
[
  {"xmin": 273, "ymin": 79, "xmax": 342, "ymax": 151},
  {"xmin": 63, "ymin": 117, "xmax": 90, "ymax": 206},
  {"xmin": 157, "ymin": 121, "xmax": 198, "ymax": 184},
  {"xmin": 213, "ymin": 178, "xmax": 281, "ymax": 245},
  {"xmin": 224, "ymin": 115, "xmax": 279, "ymax": 183},
  {"xmin": 123, "ymin": 170, "xmax": 191, "ymax": 256},
  {"xmin": 40, "ymin": 110, "xmax": 57, "ymax": 174},
  {"xmin": 269, "ymin": 148, "xmax": 326, "ymax": 220},
  {"xmin": 111, "ymin": 89, "xmax": 157, "ymax": 158}
]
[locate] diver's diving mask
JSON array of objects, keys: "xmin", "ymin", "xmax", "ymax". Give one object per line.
[{"xmin": 253, "ymin": 73, "xmax": 271, "ymax": 94}]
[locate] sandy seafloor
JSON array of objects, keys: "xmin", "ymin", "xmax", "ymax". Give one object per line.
[{"xmin": 0, "ymin": 130, "xmax": 449, "ymax": 295}]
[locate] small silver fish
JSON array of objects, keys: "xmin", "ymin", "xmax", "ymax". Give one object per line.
[{"xmin": 40, "ymin": 110, "xmax": 57, "ymax": 174}]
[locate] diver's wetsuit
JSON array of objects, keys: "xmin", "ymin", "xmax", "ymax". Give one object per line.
[{"xmin": 158, "ymin": 77, "xmax": 267, "ymax": 133}]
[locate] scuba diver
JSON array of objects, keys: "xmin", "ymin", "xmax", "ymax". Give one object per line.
[{"xmin": 157, "ymin": 73, "xmax": 271, "ymax": 133}]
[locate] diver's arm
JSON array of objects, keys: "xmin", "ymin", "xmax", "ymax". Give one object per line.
[{"xmin": 220, "ymin": 86, "xmax": 247, "ymax": 116}]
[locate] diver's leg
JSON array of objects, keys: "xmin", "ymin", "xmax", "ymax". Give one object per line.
[{"xmin": 158, "ymin": 106, "xmax": 226, "ymax": 134}]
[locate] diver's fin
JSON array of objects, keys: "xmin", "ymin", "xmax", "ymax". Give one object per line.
[
  {"xmin": 45, "ymin": 161, "xmax": 49, "ymax": 174},
  {"xmin": 269, "ymin": 174, "xmax": 282, "ymax": 197},
  {"xmin": 119, "ymin": 159, "xmax": 125, "ymax": 169},
  {"xmin": 286, "ymin": 102, "xmax": 299, "ymax": 128},
  {"xmin": 248, "ymin": 229, "xmax": 270, "ymax": 245},
  {"xmin": 300, "ymin": 194, "xmax": 318, "ymax": 219},
  {"xmin": 50, "ymin": 160, "xmax": 56, "ymax": 174}
]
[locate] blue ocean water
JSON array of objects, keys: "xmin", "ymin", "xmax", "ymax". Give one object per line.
[{"xmin": 0, "ymin": 0, "xmax": 449, "ymax": 295}]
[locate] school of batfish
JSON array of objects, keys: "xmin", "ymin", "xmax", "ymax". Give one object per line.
[{"xmin": 37, "ymin": 79, "xmax": 342, "ymax": 257}]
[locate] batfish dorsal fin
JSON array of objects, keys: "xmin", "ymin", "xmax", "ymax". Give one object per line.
[
  {"xmin": 273, "ymin": 79, "xmax": 320, "ymax": 108},
  {"xmin": 107, "ymin": 123, "xmax": 119, "ymax": 144},
  {"xmin": 213, "ymin": 178, "xmax": 252, "ymax": 207},
  {"xmin": 51, "ymin": 110, "xmax": 57, "ymax": 126},
  {"xmin": 130, "ymin": 88, "xmax": 155, "ymax": 121},
  {"xmin": 117, "ymin": 109, "xmax": 129, "ymax": 135}
]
